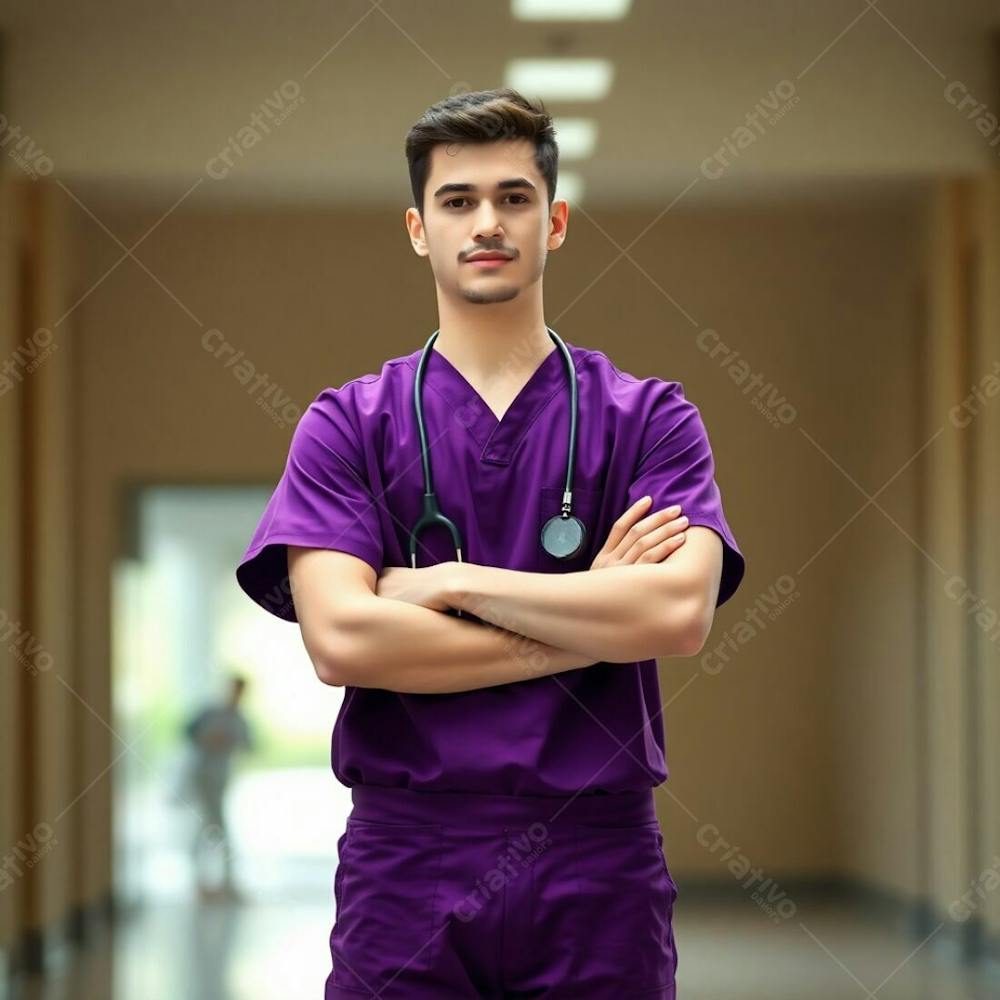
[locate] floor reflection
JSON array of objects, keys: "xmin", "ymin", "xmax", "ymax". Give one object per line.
[{"xmin": 9, "ymin": 891, "xmax": 1000, "ymax": 999}]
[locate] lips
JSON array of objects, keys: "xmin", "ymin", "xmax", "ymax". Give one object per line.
[{"xmin": 465, "ymin": 252, "xmax": 513, "ymax": 262}]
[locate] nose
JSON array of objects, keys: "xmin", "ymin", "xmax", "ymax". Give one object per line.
[{"xmin": 471, "ymin": 200, "xmax": 504, "ymax": 241}]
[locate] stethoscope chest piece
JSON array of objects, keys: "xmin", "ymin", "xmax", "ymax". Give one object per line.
[{"xmin": 540, "ymin": 510, "xmax": 587, "ymax": 560}]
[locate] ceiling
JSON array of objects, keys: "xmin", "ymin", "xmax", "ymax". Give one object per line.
[{"xmin": 2, "ymin": 0, "xmax": 998, "ymax": 209}]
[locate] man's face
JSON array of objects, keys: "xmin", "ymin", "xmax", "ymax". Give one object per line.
[{"xmin": 406, "ymin": 138, "xmax": 567, "ymax": 305}]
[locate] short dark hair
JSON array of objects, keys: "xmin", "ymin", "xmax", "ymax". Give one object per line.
[{"xmin": 404, "ymin": 87, "xmax": 559, "ymax": 217}]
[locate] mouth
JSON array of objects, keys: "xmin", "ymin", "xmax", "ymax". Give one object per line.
[{"xmin": 465, "ymin": 254, "xmax": 513, "ymax": 269}]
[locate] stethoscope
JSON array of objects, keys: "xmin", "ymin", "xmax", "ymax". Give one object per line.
[{"xmin": 409, "ymin": 326, "xmax": 587, "ymax": 607}]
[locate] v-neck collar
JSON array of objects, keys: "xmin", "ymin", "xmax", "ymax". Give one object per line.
[{"xmin": 404, "ymin": 340, "xmax": 576, "ymax": 466}]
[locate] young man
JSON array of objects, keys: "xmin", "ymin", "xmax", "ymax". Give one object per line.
[{"xmin": 236, "ymin": 88, "xmax": 746, "ymax": 1000}]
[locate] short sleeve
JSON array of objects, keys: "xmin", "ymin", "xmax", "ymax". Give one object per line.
[
  {"xmin": 627, "ymin": 382, "xmax": 746, "ymax": 607},
  {"xmin": 235, "ymin": 389, "xmax": 384, "ymax": 622}
]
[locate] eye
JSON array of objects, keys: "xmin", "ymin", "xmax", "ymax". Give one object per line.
[{"xmin": 443, "ymin": 194, "xmax": 530, "ymax": 209}]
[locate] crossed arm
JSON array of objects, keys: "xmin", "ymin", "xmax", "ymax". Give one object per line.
[
  {"xmin": 289, "ymin": 517, "xmax": 723, "ymax": 695},
  {"xmin": 442, "ymin": 544, "xmax": 719, "ymax": 663}
]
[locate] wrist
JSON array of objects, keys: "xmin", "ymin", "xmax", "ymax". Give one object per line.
[{"xmin": 445, "ymin": 560, "xmax": 475, "ymax": 612}]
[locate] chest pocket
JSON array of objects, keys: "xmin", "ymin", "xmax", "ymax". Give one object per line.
[{"xmin": 536, "ymin": 485, "xmax": 604, "ymax": 573}]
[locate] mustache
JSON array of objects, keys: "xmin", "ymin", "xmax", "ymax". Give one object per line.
[{"xmin": 461, "ymin": 246, "xmax": 517, "ymax": 260}]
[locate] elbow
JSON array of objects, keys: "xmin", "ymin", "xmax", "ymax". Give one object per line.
[
  {"xmin": 316, "ymin": 659, "xmax": 349, "ymax": 687},
  {"xmin": 317, "ymin": 632, "xmax": 374, "ymax": 687},
  {"xmin": 653, "ymin": 595, "xmax": 714, "ymax": 659},
  {"xmin": 307, "ymin": 638, "xmax": 347, "ymax": 686},
  {"xmin": 673, "ymin": 621, "xmax": 710, "ymax": 657},
  {"xmin": 310, "ymin": 604, "xmax": 377, "ymax": 688},
  {"xmin": 315, "ymin": 638, "xmax": 366, "ymax": 687}
]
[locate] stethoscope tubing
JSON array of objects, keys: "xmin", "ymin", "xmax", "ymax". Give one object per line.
[{"xmin": 409, "ymin": 327, "xmax": 583, "ymax": 615}]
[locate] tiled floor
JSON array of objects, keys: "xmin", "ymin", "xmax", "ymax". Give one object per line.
[{"xmin": 7, "ymin": 890, "xmax": 1000, "ymax": 999}]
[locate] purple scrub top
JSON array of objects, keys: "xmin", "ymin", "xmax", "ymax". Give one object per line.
[{"xmin": 236, "ymin": 340, "xmax": 746, "ymax": 797}]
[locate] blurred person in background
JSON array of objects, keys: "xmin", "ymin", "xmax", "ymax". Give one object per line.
[{"xmin": 181, "ymin": 672, "xmax": 254, "ymax": 902}]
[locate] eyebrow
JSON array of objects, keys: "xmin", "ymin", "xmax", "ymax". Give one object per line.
[{"xmin": 432, "ymin": 177, "xmax": 537, "ymax": 200}]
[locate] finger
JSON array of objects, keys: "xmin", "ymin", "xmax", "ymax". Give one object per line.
[
  {"xmin": 620, "ymin": 517, "xmax": 689, "ymax": 563},
  {"xmin": 632, "ymin": 505, "xmax": 686, "ymax": 537},
  {"xmin": 600, "ymin": 495, "xmax": 654, "ymax": 554},
  {"xmin": 604, "ymin": 498, "xmax": 681, "ymax": 555},
  {"xmin": 609, "ymin": 505, "xmax": 684, "ymax": 560},
  {"xmin": 634, "ymin": 531, "xmax": 687, "ymax": 564}
]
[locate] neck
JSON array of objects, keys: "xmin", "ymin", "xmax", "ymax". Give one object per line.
[{"xmin": 432, "ymin": 288, "xmax": 554, "ymax": 382}]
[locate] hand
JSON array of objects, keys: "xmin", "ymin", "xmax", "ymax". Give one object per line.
[
  {"xmin": 375, "ymin": 563, "xmax": 455, "ymax": 612},
  {"xmin": 590, "ymin": 497, "xmax": 688, "ymax": 570}
]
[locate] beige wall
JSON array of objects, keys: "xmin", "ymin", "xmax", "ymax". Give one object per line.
[
  {"xmin": 32, "ymin": 180, "xmax": 79, "ymax": 935},
  {"xmin": 974, "ymin": 174, "xmax": 1000, "ymax": 939},
  {"xmin": 975, "ymin": 174, "xmax": 1000, "ymax": 939},
  {"xmin": 920, "ymin": 176, "xmax": 1000, "ymax": 936},
  {"xmin": 1, "ymin": 177, "xmax": 82, "ymax": 957},
  {"xmin": 0, "ymin": 168, "xmax": 22, "ymax": 961},
  {"xmin": 5, "ymin": 174, "xmax": 1000, "ymax": 958}
]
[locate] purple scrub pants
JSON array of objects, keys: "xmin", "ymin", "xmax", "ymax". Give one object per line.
[{"xmin": 326, "ymin": 785, "xmax": 678, "ymax": 999}]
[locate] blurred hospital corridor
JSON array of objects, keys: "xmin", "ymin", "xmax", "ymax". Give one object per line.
[
  {"xmin": 9, "ymin": 896, "xmax": 1000, "ymax": 999},
  {"xmin": 4, "ymin": 1, "xmax": 1000, "ymax": 998}
]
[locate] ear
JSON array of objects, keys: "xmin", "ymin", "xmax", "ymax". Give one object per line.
[
  {"xmin": 547, "ymin": 199, "xmax": 569, "ymax": 251},
  {"xmin": 404, "ymin": 206, "xmax": 429, "ymax": 257}
]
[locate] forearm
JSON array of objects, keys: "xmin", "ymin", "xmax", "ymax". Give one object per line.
[
  {"xmin": 448, "ymin": 563, "xmax": 701, "ymax": 662},
  {"xmin": 330, "ymin": 596, "xmax": 597, "ymax": 694}
]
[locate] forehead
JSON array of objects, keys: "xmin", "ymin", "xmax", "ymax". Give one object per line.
[{"xmin": 425, "ymin": 138, "xmax": 541, "ymax": 193}]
